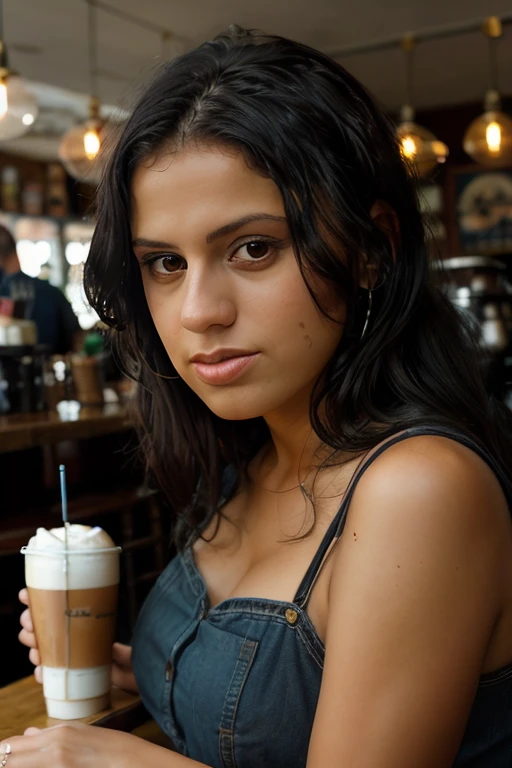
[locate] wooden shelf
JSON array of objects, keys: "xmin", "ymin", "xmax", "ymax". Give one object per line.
[
  {"xmin": 0, "ymin": 403, "xmax": 133, "ymax": 454},
  {"xmin": 0, "ymin": 210, "xmax": 91, "ymax": 225}
]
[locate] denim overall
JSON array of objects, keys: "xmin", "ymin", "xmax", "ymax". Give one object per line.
[{"xmin": 131, "ymin": 427, "xmax": 512, "ymax": 767}]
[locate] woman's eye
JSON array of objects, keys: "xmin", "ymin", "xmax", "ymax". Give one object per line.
[
  {"xmin": 233, "ymin": 241, "xmax": 274, "ymax": 262},
  {"xmin": 148, "ymin": 255, "xmax": 185, "ymax": 275}
]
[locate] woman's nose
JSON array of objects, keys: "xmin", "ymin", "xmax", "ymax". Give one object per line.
[{"xmin": 180, "ymin": 268, "xmax": 236, "ymax": 333}]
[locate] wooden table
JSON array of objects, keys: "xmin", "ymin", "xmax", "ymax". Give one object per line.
[
  {"xmin": 0, "ymin": 676, "xmax": 169, "ymax": 746},
  {"xmin": 0, "ymin": 403, "xmax": 133, "ymax": 454}
]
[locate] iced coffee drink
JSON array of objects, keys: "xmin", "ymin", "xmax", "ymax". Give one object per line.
[{"xmin": 21, "ymin": 524, "xmax": 121, "ymax": 719}]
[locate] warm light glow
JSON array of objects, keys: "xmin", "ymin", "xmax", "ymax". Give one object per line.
[
  {"xmin": 397, "ymin": 121, "xmax": 449, "ymax": 176},
  {"xmin": 0, "ymin": 79, "xmax": 8, "ymax": 118},
  {"xmin": 0, "ymin": 75, "xmax": 39, "ymax": 139},
  {"xmin": 486, "ymin": 121, "xmax": 502, "ymax": 153},
  {"xmin": 431, "ymin": 141, "xmax": 448, "ymax": 163},
  {"xmin": 83, "ymin": 128, "xmax": 100, "ymax": 160},
  {"xmin": 59, "ymin": 118, "xmax": 109, "ymax": 184},
  {"xmin": 463, "ymin": 109, "xmax": 512, "ymax": 167},
  {"xmin": 65, "ymin": 241, "xmax": 88, "ymax": 266},
  {"xmin": 401, "ymin": 135, "xmax": 417, "ymax": 158}
]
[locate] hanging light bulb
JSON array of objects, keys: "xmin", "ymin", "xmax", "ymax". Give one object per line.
[
  {"xmin": 0, "ymin": 73, "xmax": 39, "ymax": 139},
  {"xmin": 463, "ymin": 17, "xmax": 512, "ymax": 167},
  {"xmin": 397, "ymin": 105, "xmax": 449, "ymax": 177},
  {"xmin": 401, "ymin": 134, "xmax": 417, "ymax": 159},
  {"xmin": 83, "ymin": 125, "xmax": 100, "ymax": 159},
  {"xmin": 463, "ymin": 89, "xmax": 512, "ymax": 167},
  {"xmin": 0, "ymin": 73, "xmax": 7, "ymax": 117},
  {"xmin": 0, "ymin": 32, "xmax": 39, "ymax": 141},
  {"xmin": 486, "ymin": 121, "xmax": 501, "ymax": 153},
  {"xmin": 59, "ymin": 96, "xmax": 108, "ymax": 184},
  {"xmin": 396, "ymin": 36, "xmax": 448, "ymax": 177},
  {"xmin": 58, "ymin": 1, "xmax": 110, "ymax": 185}
]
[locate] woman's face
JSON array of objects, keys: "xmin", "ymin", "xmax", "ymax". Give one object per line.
[{"xmin": 131, "ymin": 144, "xmax": 345, "ymax": 421}]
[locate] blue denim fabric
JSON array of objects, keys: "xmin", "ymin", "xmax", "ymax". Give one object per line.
[{"xmin": 131, "ymin": 427, "xmax": 512, "ymax": 767}]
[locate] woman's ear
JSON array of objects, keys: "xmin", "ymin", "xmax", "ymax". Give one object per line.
[
  {"xmin": 359, "ymin": 263, "xmax": 377, "ymax": 290},
  {"xmin": 370, "ymin": 200, "xmax": 400, "ymax": 262}
]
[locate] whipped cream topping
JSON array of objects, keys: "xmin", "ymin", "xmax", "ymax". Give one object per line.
[{"xmin": 27, "ymin": 524, "xmax": 116, "ymax": 551}]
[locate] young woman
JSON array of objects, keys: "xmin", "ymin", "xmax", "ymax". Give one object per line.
[{"xmin": 11, "ymin": 27, "xmax": 512, "ymax": 768}]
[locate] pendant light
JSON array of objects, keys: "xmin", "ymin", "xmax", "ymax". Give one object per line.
[
  {"xmin": 58, "ymin": 0, "xmax": 108, "ymax": 185},
  {"xmin": 463, "ymin": 17, "xmax": 512, "ymax": 167},
  {"xmin": 0, "ymin": 0, "xmax": 39, "ymax": 141},
  {"xmin": 396, "ymin": 34, "xmax": 449, "ymax": 177}
]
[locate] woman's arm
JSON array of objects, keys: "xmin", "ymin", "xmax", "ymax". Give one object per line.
[
  {"xmin": 307, "ymin": 435, "xmax": 509, "ymax": 768},
  {"xmin": 1, "ymin": 723, "xmax": 210, "ymax": 768}
]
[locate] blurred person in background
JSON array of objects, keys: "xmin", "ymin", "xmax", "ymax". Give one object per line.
[{"xmin": 0, "ymin": 224, "xmax": 83, "ymax": 353}]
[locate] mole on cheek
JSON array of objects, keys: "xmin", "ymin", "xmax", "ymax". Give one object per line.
[{"xmin": 298, "ymin": 322, "xmax": 305, "ymax": 329}]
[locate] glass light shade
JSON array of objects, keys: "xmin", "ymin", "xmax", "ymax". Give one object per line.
[
  {"xmin": 58, "ymin": 117, "xmax": 108, "ymax": 185},
  {"xmin": 396, "ymin": 120, "xmax": 449, "ymax": 177},
  {"xmin": 463, "ymin": 110, "xmax": 512, "ymax": 167},
  {"xmin": 0, "ymin": 74, "xmax": 39, "ymax": 141}
]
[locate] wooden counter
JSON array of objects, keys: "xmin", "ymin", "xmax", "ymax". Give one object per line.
[
  {"xmin": 0, "ymin": 676, "xmax": 144, "ymax": 740},
  {"xmin": 0, "ymin": 676, "xmax": 170, "ymax": 746},
  {"xmin": 0, "ymin": 403, "xmax": 133, "ymax": 454}
]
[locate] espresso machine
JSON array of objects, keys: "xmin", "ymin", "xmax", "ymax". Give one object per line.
[
  {"xmin": 0, "ymin": 312, "xmax": 49, "ymax": 415},
  {"xmin": 433, "ymin": 256, "xmax": 512, "ymax": 402}
]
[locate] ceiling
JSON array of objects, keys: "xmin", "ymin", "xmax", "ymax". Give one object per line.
[{"xmin": 3, "ymin": 0, "xmax": 512, "ymax": 160}]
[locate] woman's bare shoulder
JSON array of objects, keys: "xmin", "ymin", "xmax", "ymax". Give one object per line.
[
  {"xmin": 353, "ymin": 433, "xmax": 509, "ymax": 524},
  {"xmin": 332, "ymin": 433, "xmax": 512, "ymax": 592}
]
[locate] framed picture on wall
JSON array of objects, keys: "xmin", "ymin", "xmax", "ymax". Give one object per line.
[{"xmin": 445, "ymin": 166, "xmax": 512, "ymax": 257}]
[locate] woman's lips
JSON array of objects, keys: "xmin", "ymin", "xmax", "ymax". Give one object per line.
[{"xmin": 192, "ymin": 353, "xmax": 259, "ymax": 385}]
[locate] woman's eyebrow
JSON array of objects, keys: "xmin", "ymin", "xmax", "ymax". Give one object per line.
[
  {"xmin": 132, "ymin": 213, "xmax": 287, "ymax": 250},
  {"xmin": 205, "ymin": 214, "xmax": 287, "ymax": 243},
  {"xmin": 132, "ymin": 237, "xmax": 175, "ymax": 249}
]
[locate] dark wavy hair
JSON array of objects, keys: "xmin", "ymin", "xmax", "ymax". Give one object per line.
[{"xmin": 84, "ymin": 27, "xmax": 512, "ymax": 549}]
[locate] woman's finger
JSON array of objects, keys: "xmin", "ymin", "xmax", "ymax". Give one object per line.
[
  {"xmin": 18, "ymin": 588, "xmax": 29, "ymax": 606},
  {"xmin": 28, "ymin": 648, "xmax": 41, "ymax": 667},
  {"xmin": 19, "ymin": 608, "xmax": 33, "ymax": 632},
  {"xmin": 111, "ymin": 664, "xmax": 138, "ymax": 694},
  {"xmin": 34, "ymin": 665, "xmax": 42, "ymax": 684},
  {"xmin": 111, "ymin": 665, "xmax": 138, "ymax": 694},
  {"xmin": 112, "ymin": 642, "xmax": 132, "ymax": 669},
  {"xmin": 0, "ymin": 727, "xmax": 53, "ymax": 755},
  {"xmin": 18, "ymin": 627, "xmax": 37, "ymax": 650}
]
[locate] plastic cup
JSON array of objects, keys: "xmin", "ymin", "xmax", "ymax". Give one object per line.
[{"xmin": 21, "ymin": 543, "xmax": 121, "ymax": 719}]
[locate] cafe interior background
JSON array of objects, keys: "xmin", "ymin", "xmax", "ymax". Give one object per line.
[{"xmin": 1, "ymin": 0, "xmax": 512, "ymax": 687}]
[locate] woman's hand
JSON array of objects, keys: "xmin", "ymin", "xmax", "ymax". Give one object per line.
[
  {"xmin": 0, "ymin": 724, "xmax": 207, "ymax": 767},
  {"xmin": 18, "ymin": 589, "xmax": 42, "ymax": 684},
  {"xmin": 110, "ymin": 642, "xmax": 139, "ymax": 695},
  {"xmin": 2, "ymin": 723, "xmax": 161, "ymax": 768},
  {"xmin": 18, "ymin": 589, "xmax": 139, "ymax": 695}
]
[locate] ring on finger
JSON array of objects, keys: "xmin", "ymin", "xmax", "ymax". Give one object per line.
[{"xmin": 0, "ymin": 743, "xmax": 11, "ymax": 766}]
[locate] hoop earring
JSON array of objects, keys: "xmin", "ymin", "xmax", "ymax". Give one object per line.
[{"xmin": 360, "ymin": 288, "xmax": 372, "ymax": 340}]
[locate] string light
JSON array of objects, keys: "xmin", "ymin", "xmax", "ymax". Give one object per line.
[
  {"xmin": 58, "ymin": 1, "xmax": 108, "ymax": 184},
  {"xmin": 396, "ymin": 35, "xmax": 448, "ymax": 176},
  {"xmin": 463, "ymin": 18, "xmax": 512, "ymax": 167},
  {"xmin": 0, "ymin": 4, "xmax": 39, "ymax": 140}
]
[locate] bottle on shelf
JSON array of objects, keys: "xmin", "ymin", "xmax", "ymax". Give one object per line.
[
  {"xmin": 22, "ymin": 181, "xmax": 44, "ymax": 216},
  {"xmin": 46, "ymin": 163, "xmax": 69, "ymax": 217},
  {"xmin": 1, "ymin": 166, "xmax": 20, "ymax": 212}
]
